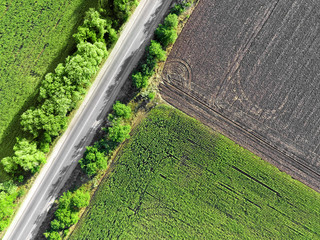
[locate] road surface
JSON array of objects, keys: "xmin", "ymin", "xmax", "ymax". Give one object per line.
[{"xmin": 3, "ymin": 0, "xmax": 173, "ymax": 239}]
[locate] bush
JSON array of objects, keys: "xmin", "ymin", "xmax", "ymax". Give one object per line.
[
  {"xmin": 45, "ymin": 189, "xmax": 90, "ymax": 239},
  {"xmin": 148, "ymin": 40, "xmax": 166, "ymax": 62},
  {"xmin": 155, "ymin": 26, "xmax": 178, "ymax": 48},
  {"xmin": 132, "ymin": 71, "xmax": 149, "ymax": 89},
  {"xmin": 148, "ymin": 92, "xmax": 155, "ymax": 100},
  {"xmin": 73, "ymin": 9, "xmax": 107, "ymax": 44},
  {"xmin": 108, "ymin": 121, "xmax": 131, "ymax": 143},
  {"xmin": 113, "ymin": 101, "xmax": 132, "ymax": 119},
  {"xmin": 1, "ymin": 138, "xmax": 46, "ymax": 174},
  {"xmin": 164, "ymin": 13, "xmax": 178, "ymax": 28},
  {"xmin": 170, "ymin": 1, "xmax": 191, "ymax": 15},
  {"xmin": 79, "ymin": 146, "xmax": 107, "ymax": 176}
]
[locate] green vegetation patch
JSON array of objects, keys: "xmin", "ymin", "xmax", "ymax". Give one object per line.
[
  {"xmin": 70, "ymin": 105, "xmax": 320, "ymax": 239},
  {"xmin": 0, "ymin": 0, "xmax": 99, "ymax": 161}
]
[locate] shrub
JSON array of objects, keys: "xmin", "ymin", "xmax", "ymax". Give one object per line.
[
  {"xmin": 108, "ymin": 121, "xmax": 131, "ymax": 143},
  {"xmin": 164, "ymin": 13, "xmax": 178, "ymax": 28},
  {"xmin": 79, "ymin": 146, "xmax": 107, "ymax": 176},
  {"xmin": 148, "ymin": 40, "xmax": 166, "ymax": 62},
  {"xmin": 155, "ymin": 26, "xmax": 178, "ymax": 48},
  {"xmin": 132, "ymin": 71, "xmax": 149, "ymax": 89},
  {"xmin": 113, "ymin": 101, "xmax": 132, "ymax": 119},
  {"xmin": 1, "ymin": 138, "xmax": 46, "ymax": 174}
]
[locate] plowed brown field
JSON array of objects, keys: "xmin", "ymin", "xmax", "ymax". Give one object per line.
[{"xmin": 160, "ymin": 0, "xmax": 320, "ymax": 191}]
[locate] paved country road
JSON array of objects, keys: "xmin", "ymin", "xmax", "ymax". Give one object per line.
[{"xmin": 3, "ymin": 0, "xmax": 173, "ymax": 239}]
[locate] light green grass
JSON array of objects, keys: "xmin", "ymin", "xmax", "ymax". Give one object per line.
[
  {"xmin": 70, "ymin": 105, "xmax": 320, "ymax": 239},
  {"xmin": 0, "ymin": 0, "xmax": 100, "ymax": 167}
]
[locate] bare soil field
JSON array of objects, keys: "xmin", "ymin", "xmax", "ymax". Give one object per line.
[{"xmin": 160, "ymin": 0, "xmax": 320, "ymax": 191}]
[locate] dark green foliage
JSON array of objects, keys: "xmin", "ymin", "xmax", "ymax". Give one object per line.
[
  {"xmin": 1, "ymin": 139, "xmax": 46, "ymax": 174},
  {"xmin": 79, "ymin": 146, "xmax": 107, "ymax": 176},
  {"xmin": 0, "ymin": 0, "xmax": 100, "ymax": 159},
  {"xmin": 112, "ymin": 0, "xmax": 138, "ymax": 27},
  {"xmin": 148, "ymin": 40, "xmax": 166, "ymax": 62},
  {"xmin": 44, "ymin": 231, "xmax": 62, "ymax": 240},
  {"xmin": 113, "ymin": 101, "xmax": 132, "ymax": 119},
  {"xmin": 71, "ymin": 190, "xmax": 90, "ymax": 210},
  {"xmin": 170, "ymin": 1, "xmax": 191, "ymax": 15},
  {"xmin": 155, "ymin": 26, "xmax": 178, "ymax": 48},
  {"xmin": 71, "ymin": 106, "xmax": 320, "ymax": 240},
  {"xmin": 21, "ymin": 42, "xmax": 108, "ymax": 139}
]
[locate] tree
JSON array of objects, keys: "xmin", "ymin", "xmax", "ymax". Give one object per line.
[
  {"xmin": 164, "ymin": 13, "xmax": 178, "ymax": 28},
  {"xmin": 73, "ymin": 9, "xmax": 107, "ymax": 44},
  {"xmin": 20, "ymin": 108, "xmax": 67, "ymax": 138},
  {"xmin": 113, "ymin": 101, "xmax": 131, "ymax": 119},
  {"xmin": 112, "ymin": 0, "xmax": 138, "ymax": 27},
  {"xmin": 50, "ymin": 219, "xmax": 61, "ymax": 231},
  {"xmin": 79, "ymin": 146, "xmax": 107, "ymax": 176},
  {"xmin": 71, "ymin": 190, "xmax": 90, "ymax": 210},
  {"xmin": 1, "ymin": 138, "xmax": 46, "ymax": 174},
  {"xmin": 64, "ymin": 54, "xmax": 96, "ymax": 87},
  {"xmin": 108, "ymin": 122, "xmax": 131, "ymax": 143},
  {"xmin": 44, "ymin": 231, "xmax": 61, "ymax": 240},
  {"xmin": 155, "ymin": 26, "xmax": 178, "ymax": 48},
  {"xmin": 132, "ymin": 71, "xmax": 149, "ymax": 89},
  {"xmin": 148, "ymin": 40, "xmax": 166, "ymax": 62}
]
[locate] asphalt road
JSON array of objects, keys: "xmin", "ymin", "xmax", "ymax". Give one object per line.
[{"xmin": 3, "ymin": 0, "xmax": 173, "ymax": 239}]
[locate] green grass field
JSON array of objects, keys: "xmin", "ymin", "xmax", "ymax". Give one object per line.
[
  {"xmin": 70, "ymin": 105, "xmax": 320, "ymax": 239},
  {"xmin": 0, "ymin": 0, "xmax": 100, "ymax": 169}
]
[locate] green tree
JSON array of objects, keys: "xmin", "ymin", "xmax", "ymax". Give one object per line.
[
  {"xmin": 79, "ymin": 146, "xmax": 107, "ymax": 176},
  {"xmin": 148, "ymin": 40, "xmax": 166, "ymax": 62},
  {"xmin": 1, "ymin": 138, "xmax": 46, "ymax": 174},
  {"xmin": 44, "ymin": 231, "xmax": 62, "ymax": 240},
  {"xmin": 113, "ymin": 101, "xmax": 131, "ymax": 119},
  {"xmin": 155, "ymin": 26, "xmax": 178, "ymax": 47},
  {"xmin": 132, "ymin": 71, "xmax": 149, "ymax": 89},
  {"xmin": 21, "ymin": 108, "xmax": 67, "ymax": 138},
  {"xmin": 73, "ymin": 9, "xmax": 107, "ymax": 43},
  {"xmin": 71, "ymin": 190, "xmax": 90, "ymax": 210},
  {"xmin": 50, "ymin": 219, "xmax": 61, "ymax": 231},
  {"xmin": 108, "ymin": 122, "xmax": 131, "ymax": 143},
  {"xmin": 164, "ymin": 13, "xmax": 178, "ymax": 28},
  {"xmin": 112, "ymin": 0, "xmax": 138, "ymax": 27}
]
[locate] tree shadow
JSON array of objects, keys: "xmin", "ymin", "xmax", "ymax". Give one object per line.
[{"xmin": 0, "ymin": 0, "xmax": 101, "ymax": 162}]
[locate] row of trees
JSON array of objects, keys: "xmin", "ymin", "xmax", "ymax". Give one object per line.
[
  {"xmin": 0, "ymin": 1, "xmax": 138, "ymax": 234},
  {"xmin": 43, "ymin": 0, "xmax": 192, "ymax": 238},
  {"xmin": 132, "ymin": 13, "xmax": 180, "ymax": 89},
  {"xmin": 3, "ymin": 1, "xmax": 139, "ymax": 177},
  {"xmin": 44, "ymin": 189, "xmax": 90, "ymax": 240},
  {"xmin": 79, "ymin": 101, "xmax": 132, "ymax": 176}
]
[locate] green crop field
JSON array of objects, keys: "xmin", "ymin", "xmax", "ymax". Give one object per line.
[
  {"xmin": 70, "ymin": 105, "xmax": 320, "ymax": 239},
  {"xmin": 0, "ymin": 0, "xmax": 100, "ymax": 166}
]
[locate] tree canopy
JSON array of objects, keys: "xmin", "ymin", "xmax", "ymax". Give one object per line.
[
  {"xmin": 113, "ymin": 101, "xmax": 132, "ymax": 119},
  {"xmin": 108, "ymin": 122, "xmax": 131, "ymax": 143},
  {"xmin": 148, "ymin": 40, "xmax": 167, "ymax": 62},
  {"xmin": 1, "ymin": 138, "xmax": 46, "ymax": 174}
]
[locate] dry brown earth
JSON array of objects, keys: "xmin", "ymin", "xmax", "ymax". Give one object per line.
[{"xmin": 160, "ymin": 0, "xmax": 320, "ymax": 191}]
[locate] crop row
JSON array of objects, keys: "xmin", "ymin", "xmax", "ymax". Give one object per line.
[{"xmin": 70, "ymin": 106, "xmax": 320, "ymax": 239}]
